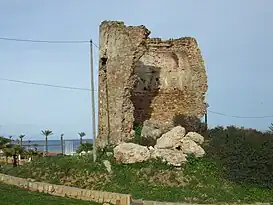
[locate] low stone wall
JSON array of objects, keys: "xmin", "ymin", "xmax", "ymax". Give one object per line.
[
  {"xmin": 0, "ymin": 173, "xmax": 131, "ymax": 205},
  {"xmin": 0, "ymin": 173, "xmax": 270, "ymax": 205},
  {"xmin": 131, "ymin": 200, "xmax": 270, "ymax": 205}
]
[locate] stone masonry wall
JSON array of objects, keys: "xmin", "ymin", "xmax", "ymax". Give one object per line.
[
  {"xmin": 98, "ymin": 21, "xmax": 208, "ymax": 148},
  {"xmin": 0, "ymin": 173, "xmax": 131, "ymax": 205}
]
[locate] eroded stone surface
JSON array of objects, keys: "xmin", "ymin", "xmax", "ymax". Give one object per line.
[
  {"xmin": 150, "ymin": 148, "xmax": 187, "ymax": 166},
  {"xmin": 155, "ymin": 126, "xmax": 186, "ymax": 149},
  {"xmin": 177, "ymin": 138, "xmax": 205, "ymax": 157},
  {"xmin": 98, "ymin": 21, "xmax": 207, "ymax": 147},
  {"xmin": 184, "ymin": 131, "xmax": 204, "ymax": 145},
  {"xmin": 141, "ymin": 120, "xmax": 163, "ymax": 139},
  {"xmin": 113, "ymin": 143, "xmax": 150, "ymax": 164}
]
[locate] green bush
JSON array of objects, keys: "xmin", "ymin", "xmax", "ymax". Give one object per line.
[
  {"xmin": 129, "ymin": 124, "xmax": 156, "ymax": 147},
  {"xmin": 206, "ymin": 126, "xmax": 273, "ymax": 188},
  {"xmin": 76, "ymin": 142, "xmax": 93, "ymax": 154}
]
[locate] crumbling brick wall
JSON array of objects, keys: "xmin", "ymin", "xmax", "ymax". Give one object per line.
[{"xmin": 97, "ymin": 21, "xmax": 207, "ymax": 148}]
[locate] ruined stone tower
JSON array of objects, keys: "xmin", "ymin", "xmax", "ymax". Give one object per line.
[{"xmin": 98, "ymin": 21, "xmax": 208, "ymax": 148}]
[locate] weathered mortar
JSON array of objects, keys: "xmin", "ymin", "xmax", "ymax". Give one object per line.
[{"xmin": 98, "ymin": 21, "xmax": 207, "ymax": 147}]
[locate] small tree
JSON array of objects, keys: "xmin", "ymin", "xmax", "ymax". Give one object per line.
[
  {"xmin": 3, "ymin": 148, "xmax": 12, "ymax": 164},
  {"xmin": 18, "ymin": 135, "xmax": 25, "ymax": 147},
  {"xmin": 78, "ymin": 132, "xmax": 86, "ymax": 145},
  {"xmin": 41, "ymin": 129, "xmax": 53, "ymax": 155},
  {"xmin": 11, "ymin": 145, "xmax": 24, "ymax": 167},
  {"xmin": 2, "ymin": 144, "xmax": 24, "ymax": 166},
  {"xmin": 0, "ymin": 136, "xmax": 11, "ymax": 149}
]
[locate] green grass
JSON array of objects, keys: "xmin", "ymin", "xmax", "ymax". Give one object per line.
[
  {"xmin": 2, "ymin": 126, "xmax": 273, "ymax": 203},
  {"xmin": 2, "ymin": 154, "xmax": 273, "ymax": 204},
  {"xmin": 0, "ymin": 182, "xmax": 101, "ymax": 205}
]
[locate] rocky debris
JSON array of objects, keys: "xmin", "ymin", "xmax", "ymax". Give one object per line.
[
  {"xmin": 113, "ymin": 143, "xmax": 150, "ymax": 164},
  {"xmin": 102, "ymin": 160, "xmax": 112, "ymax": 173},
  {"xmin": 155, "ymin": 126, "xmax": 186, "ymax": 149},
  {"xmin": 184, "ymin": 131, "xmax": 204, "ymax": 145},
  {"xmin": 141, "ymin": 120, "xmax": 163, "ymax": 139},
  {"xmin": 150, "ymin": 148, "xmax": 187, "ymax": 166},
  {"xmin": 113, "ymin": 126, "xmax": 205, "ymax": 166},
  {"xmin": 175, "ymin": 138, "xmax": 205, "ymax": 157}
]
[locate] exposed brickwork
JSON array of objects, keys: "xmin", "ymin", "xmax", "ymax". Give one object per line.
[{"xmin": 98, "ymin": 21, "xmax": 207, "ymax": 147}]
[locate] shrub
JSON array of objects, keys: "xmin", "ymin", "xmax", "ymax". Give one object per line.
[
  {"xmin": 205, "ymin": 126, "xmax": 273, "ymax": 188},
  {"xmin": 172, "ymin": 114, "xmax": 208, "ymax": 138},
  {"xmin": 76, "ymin": 142, "xmax": 93, "ymax": 154},
  {"xmin": 129, "ymin": 123, "xmax": 157, "ymax": 147}
]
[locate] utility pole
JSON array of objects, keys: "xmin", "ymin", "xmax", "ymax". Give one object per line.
[
  {"xmin": 205, "ymin": 103, "xmax": 209, "ymax": 127},
  {"xmin": 90, "ymin": 40, "xmax": 97, "ymax": 162}
]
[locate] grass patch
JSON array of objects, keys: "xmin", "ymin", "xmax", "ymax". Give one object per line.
[
  {"xmin": 0, "ymin": 182, "xmax": 101, "ymax": 205},
  {"xmin": 2, "ymin": 126, "xmax": 273, "ymax": 203},
  {"xmin": 2, "ymin": 154, "xmax": 273, "ymax": 203}
]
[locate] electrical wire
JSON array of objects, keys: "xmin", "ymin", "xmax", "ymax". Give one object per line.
[
  {"xmin": 1, "ymin": 36, "xmax": 273, "ymax": 119},
  {"xmin": 0, "ymin": 37, "xmax": 89, "ymax": 44},
  {"xmin": 1, "ymin": 76, "xmax": 273, "ymax": 119},
  {"xmin": 207, "ymin": 110, "xmax": 273, "ymax": 119},
  {"xmin": 0, "ymin": 37, "xmax": 100, "ymax": 48},
  {"xmin": 0, "ymin": 78, "xmax": 95, "ymax": 91}
]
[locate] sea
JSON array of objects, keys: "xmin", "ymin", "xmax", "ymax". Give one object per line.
[{"xmin": 21, "ymin": 139, "xmax": 93, "ymax": 155}]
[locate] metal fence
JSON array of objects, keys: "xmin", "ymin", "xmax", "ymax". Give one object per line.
[{"xmin": 20, "ymin": 139, "xmax": 93, "ymax": 155}]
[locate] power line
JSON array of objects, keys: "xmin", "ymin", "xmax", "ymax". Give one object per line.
[
  {"xmin": 208, "ymin": 110, "xmax": 273, "ymax": 119},
  {"xmin": 1, "ymin": 37, "xmax": 273, "ymax": 119},
  {"xmin": 1, "ymin": 76, "xmax": 273, "ymax": 119},
  {"xmin": 0, "ymin": 37, "xmax": 100, "ymax": 49},
  {"xmin": 0, "ymin": 78, "xmax": 96, "ymax": 91},
  {"xmin": 0, "ymin": 37, "xmax": 89, "ymax": 44},
  {"xmin": 1, "ymin": 77, "xmax": 273, "ymax": 119}
]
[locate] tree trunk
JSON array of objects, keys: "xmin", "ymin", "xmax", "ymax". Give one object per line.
[
  {"xmin": 45, "ymin": 136, "xmax": 48, "ymax": 155},
  {"xmin": 80, "ymin": 136, "xmax": 83, "ymax": 145},
  {"xmin": 13, "ymin": 155, "xmax": 17, "ymax": 167},
  {"xmin": 20, "ymin": 138, "xmax": 22, "ymax": 147}
]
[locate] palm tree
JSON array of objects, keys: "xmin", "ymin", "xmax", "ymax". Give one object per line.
[
  {"xmin": 18, "ymin": 135, "xmax": 25, "ymax": 147},
  {"xmin": 41, "ymin": 129, "xmax": 53, "ymax": 155},
  {"xmin": 0, "ymin": 136, "xmax": 11, "ymax": 149},
  {"xmin": 3, "ymin": 147, "xmax": 12, "ymax": 164},
  {"xmin": 78, "ymin": 132, "xmax": 86, "ymax": 145},
  {"xmin": 0, "ymin": 136, "xmax": 11, "ymax": 164},
  {"xmin": 1, "ymin": 138, "xmax": 24, "ymax": 166},
  {"xmin": 11, "ymin": 144, "xmax": 24, "ymax": 167}
]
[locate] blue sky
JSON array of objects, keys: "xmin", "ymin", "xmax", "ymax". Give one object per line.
[{"xmin": 0, "ymin": 0, "xmax": 273, "ymax": 140}]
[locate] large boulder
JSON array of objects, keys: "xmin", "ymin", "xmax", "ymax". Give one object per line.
[
  {"xmin": 155, "ymin": 126, "xmax": 186, "ymax": 149},
  {"xmin": 141, "ymin": 120, "xmax": 163, "ymax": 139},
  {"xmin": 176, "ymin": 138, "xmax": 205, "ymax": 157},
  {"xmin": 184, "ymin": 132, "xmax": 204, "ymax": 145},
  {"xmin": 113, "ymin": 143, "xmax": 150, "ymax": 164},
  {"xmin": 150, "ymin": 148, "xmax": 187, "ymax": 166}
]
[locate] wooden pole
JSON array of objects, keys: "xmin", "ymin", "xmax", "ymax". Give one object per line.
[{"xmin": 90, "ymin": 40, "xmax": 97, "ymax": 162}]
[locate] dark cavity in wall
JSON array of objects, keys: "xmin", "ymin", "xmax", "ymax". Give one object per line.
[
  {"xmin": 100, "ymin": 56, "xmax": 108, "ymax": 73},
  {"xmin": 131, "ymin": 60, "xmax": 161, "ymax": 126},
  {"xmin": 173, "ymin": 114, "xmax": 207, "ymax": 137}
]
